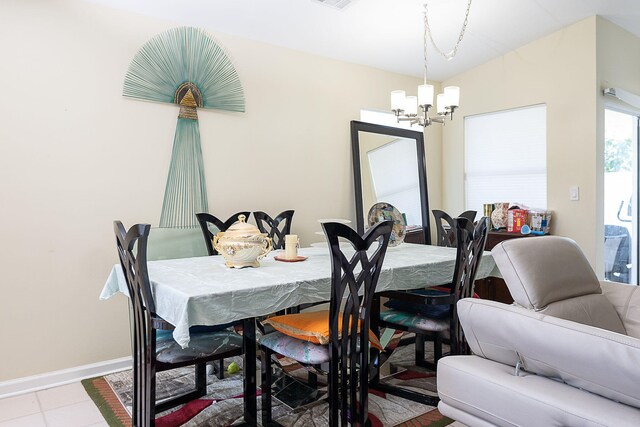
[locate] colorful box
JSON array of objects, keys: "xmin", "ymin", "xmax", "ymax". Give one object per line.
[
  {"xmin": 508, "ymin": 209, "xmax": 529, "ymax": 233},
  {"xmin": 529, "ymin": 210, "xmax": 551, "ymax": 234}
]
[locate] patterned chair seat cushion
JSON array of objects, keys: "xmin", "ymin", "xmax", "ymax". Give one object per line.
[
  {"xmin": 262, "ymin": 310, "xmax": 382, "ymax": 350},
  {"xmin": 156, "ymin": 329, "xmax": 243, "ymax": 364},
  {"xmin": 380, "ymin": 309, "xmax": 449, "ymax": 332},
  {"xmin": 260, "ymin": 331, "xmax": 331, "ymax": 365},
  {"xmin": 383, "ymin": 288, "xmax": 451, "ymax": 319}
]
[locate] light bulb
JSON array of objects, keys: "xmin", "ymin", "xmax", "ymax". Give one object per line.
[
  {"xmin": 405, "ymin": 96, "xmax": 418, "ymax": 116},
  {"xmin": 444, "ymin": 86, "xmax": 460, "ymax": 107},
  {"xmin": 436, "ymin": 93, "xmax": 446, "ymax": 114},
  {"xmin": 417, "ymin": 84, "xmax": 434, "ymax": 106},
  {"xmin": 391, "ymin": 90, "xmax": 406, "ymax": 110}
]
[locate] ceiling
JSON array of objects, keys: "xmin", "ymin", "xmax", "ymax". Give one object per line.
[{"xmin": 85, "ymin": 0, "xmax": 640, "ymax": 81}]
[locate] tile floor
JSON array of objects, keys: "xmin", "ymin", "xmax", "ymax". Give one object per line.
[
  {"xmin": 0, "ymin": 382, "xmax": 106, "ymax": 427},
  {"xmin": 0, "ymin": 380, "xmax": 467, "ymax": 427}
]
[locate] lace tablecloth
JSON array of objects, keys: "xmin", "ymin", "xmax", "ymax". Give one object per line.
[{"xmin": 101, "ymin": 244, "xmax": 499, "ymax": 348}]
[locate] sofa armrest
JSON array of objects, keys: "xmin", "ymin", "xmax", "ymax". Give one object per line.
[{"xmin": 457, "ymin": 297, "xmax": 640, "ymax": 409}]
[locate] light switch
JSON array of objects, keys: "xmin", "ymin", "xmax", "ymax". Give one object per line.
[{"xmin": 570, "ymin": 186, "xmax": 580, "ymax": 201}]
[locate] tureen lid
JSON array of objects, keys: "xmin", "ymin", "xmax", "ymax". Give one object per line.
[{"xmin": 224, "ymin": 214, "xmax": 263, "ymax": 238}]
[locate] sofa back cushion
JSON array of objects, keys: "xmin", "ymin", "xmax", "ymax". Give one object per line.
[
  {"xmin": 492, "ymin": 236, "xmax": 626, "ymax": 334},
  {"xmin": 458, "ymin": 298, "xmax": 640, "ymax": 408}
]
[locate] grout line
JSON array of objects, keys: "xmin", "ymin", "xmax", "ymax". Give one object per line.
[{"xmin": 34, "ymin": 390, "xmax": 48, "ymax": 427}]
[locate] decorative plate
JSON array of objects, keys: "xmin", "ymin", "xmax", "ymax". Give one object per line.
[{"xmin": 367, "ymin": 202, "xmax": 406, "ymax": 247}]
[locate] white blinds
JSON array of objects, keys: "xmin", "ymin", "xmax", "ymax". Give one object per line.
[{"xmin": 465, "ymin": 104, "xmax": 547, "ymax": 214}]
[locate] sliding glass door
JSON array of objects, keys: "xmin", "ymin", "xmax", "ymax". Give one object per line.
[{"xmin": 604, "ymin": 108, "xmax": 638, "ymax": 284}]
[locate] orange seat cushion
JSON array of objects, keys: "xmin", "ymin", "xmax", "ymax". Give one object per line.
[{"xmin": 263, "ymin": 310, "xmax": 383, "ymax": 350}]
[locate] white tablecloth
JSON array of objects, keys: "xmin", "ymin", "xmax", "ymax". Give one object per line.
[{"xmin": 101, "ymin": 244, "xmax": 499, "ymax": 348}]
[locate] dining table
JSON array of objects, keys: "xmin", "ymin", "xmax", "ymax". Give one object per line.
[{"xmin": 101, "ymin": 242, "xmax": 500, "ymax": 425}]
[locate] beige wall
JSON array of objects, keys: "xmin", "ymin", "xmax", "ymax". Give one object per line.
[
  {"xmin": 441, "ymin": 17, "xmax": 600, "ymax": 265},
  {"xmin": 0, "ymin": 0, "xmax": 428, "ymax": 381}
]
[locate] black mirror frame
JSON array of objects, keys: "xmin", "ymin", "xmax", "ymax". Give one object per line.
[{"xmin": 350, "ymin": 120, "xmax": 431, "ymax": 245}]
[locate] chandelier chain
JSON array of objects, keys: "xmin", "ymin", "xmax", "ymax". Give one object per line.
[{"xmin": 424, "ymin": 0, "xmax": 472, "ymax": 61}]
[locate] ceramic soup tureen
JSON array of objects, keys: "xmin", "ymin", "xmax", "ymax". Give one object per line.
[{"xmin": 213, "ymin": 215, "xmax": 272, "ymax": 268}]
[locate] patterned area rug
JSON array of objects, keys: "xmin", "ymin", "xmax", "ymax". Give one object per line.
[{"xmin": 83, "ymin": 341, "xmax": 453, "ymax": 427}]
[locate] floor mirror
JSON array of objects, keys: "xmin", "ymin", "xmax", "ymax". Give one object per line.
[{"xmin": 351, "ymin": 120, "xmax": 431, "ymax": 244}]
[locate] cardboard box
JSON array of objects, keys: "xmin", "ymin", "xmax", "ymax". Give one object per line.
[{"xmin": 508, "ymin": 209, "xmax": 529, "ymax": 233}]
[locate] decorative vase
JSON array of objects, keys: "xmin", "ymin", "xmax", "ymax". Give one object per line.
[{"xmin": 490, "ymin": 203, "xmax": 509, "ymax": 230}]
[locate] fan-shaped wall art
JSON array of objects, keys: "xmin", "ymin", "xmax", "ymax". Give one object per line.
[{"xmin": 123, "ymin": 26, "xmax": 245, "ymax": 228}]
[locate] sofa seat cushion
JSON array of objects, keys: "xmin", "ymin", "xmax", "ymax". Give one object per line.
[
  {"xmin": 156, "ymin": 329, "xmax": 242, "ymax": 364},
  {"xmin": 438, "ymin": 355, "xmax": 640, "ymax": 427},
  {"xmin": 457, "ymin": 298, "xmax": 640, "ymax": 408},
  {"xmin": 601, "ymin": 280, "xmax": 640, "ymax": 339}
]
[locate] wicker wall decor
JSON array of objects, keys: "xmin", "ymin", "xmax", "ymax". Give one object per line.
[{"xmin": 124, "ymin": 27, "xmax": 245, "ymax": 228}]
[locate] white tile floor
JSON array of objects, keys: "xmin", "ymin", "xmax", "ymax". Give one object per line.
[
  {"xmin": 0, "ymin": 383, "xmax": 106, "ymax": 427},
  {"xmin": 0, "ymin": 381, "xmax": 467, "ymax": 427}
]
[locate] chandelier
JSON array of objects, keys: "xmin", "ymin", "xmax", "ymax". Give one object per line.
[{"xmin": 391, "ymin": 0, "xmax": 472, "ymax": 127}]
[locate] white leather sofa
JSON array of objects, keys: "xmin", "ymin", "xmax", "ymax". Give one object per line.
[{"xmin": 437, "ymin": 236, "xmax": 640, "ymax": 426}]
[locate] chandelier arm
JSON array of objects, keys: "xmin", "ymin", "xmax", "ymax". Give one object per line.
[{"xmin": 424, "ymin": 0, "xmax": 472, "ymax": 61}]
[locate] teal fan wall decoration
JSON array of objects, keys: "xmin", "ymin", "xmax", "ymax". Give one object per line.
[{"xmin": 123, "ymin": 27, "xmax": 245, "ymax": 228}]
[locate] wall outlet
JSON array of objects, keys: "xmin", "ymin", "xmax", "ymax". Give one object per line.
[{"xmin": 570, "ymin": 186, "xmax": 580, "ymax": 201}]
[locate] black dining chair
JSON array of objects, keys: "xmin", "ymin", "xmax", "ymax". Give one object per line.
[
  {"xmin": 196, "ymin": 211, "xmax": 251, "ymax": 255},
  {"xmin": 374, "ymin": 217, "xmax": 489, "ymax": 403},
  {"xmin": 259, "ymin": 221, "xmax": 392, "ymax": 426},
  {"xmin": 195, "ymin": 211, "xmax": 250, "ymax": 379},
  {"xmin": 253, "ymin": 210, "xmax": 294, "ymax": 250},
  {"xmin": 432, "ymin": 209, "xmax": 477, "ymax": 247},
  {"xmin": 114, "ymin": 221, "xmax": 244, "ymax": 427}
]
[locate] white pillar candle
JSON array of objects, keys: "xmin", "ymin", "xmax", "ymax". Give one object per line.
[{"xmin": 285, "ymin": 234, "xmax": 299, "ymax": 259}]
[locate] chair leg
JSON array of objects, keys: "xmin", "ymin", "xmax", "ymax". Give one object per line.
[
  {"xmin": 415, "ymin": 334, "xmax": 426, "ymax": 366},
  {"xmin": 307, "ymin": 370, "xmax": 318, "ymax": 388},
  {"xmin": 434, "ymin": 334, "xmax": 443, "ymax": 364},
  {"xmin": 213, "ymin": 359, "xmax": 225, "ymax": 380},
  {"xmin": 261, "ymin": 347, "xmax": 273, "ymax": 426},
  {"xmin": 195, "ymin": 363, "xmax": 207, "ymax": 398}
]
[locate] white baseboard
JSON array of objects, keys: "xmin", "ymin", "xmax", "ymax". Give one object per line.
[{"xmin": 0, "ymin": 357, "xmax": 132, "ymax": 399}]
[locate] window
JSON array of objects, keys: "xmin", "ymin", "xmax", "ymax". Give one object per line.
[{"xmin": 464, "ymin": 105, "xmax": 547, "ymax": 214}]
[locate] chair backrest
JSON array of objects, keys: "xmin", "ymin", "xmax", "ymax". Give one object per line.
[
  {"xmin": 114, "ymin": 221, "xmax": 155, "ymax": 423},
  {"xmin": 450, "ymin": 216, "xmax": 489, "ymax": 354},
  {"xmin": 253, "ymin": 210, "xmax": 294, "ymax": 250},
  {"xmin": 432, "ymin": 209, "xmax": 477, "ymax": 247},
  {"xmin": 196, "ymin": 211, "xmax": 251, "ymax": 255},
  {"xmin": 322, "ymin": 220, "xmax": 392, "ymax": 427}
]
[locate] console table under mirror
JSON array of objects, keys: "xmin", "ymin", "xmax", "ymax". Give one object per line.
[{"xmin": 351, "ymin": 120, "xmax": 431, "ymax": 245}]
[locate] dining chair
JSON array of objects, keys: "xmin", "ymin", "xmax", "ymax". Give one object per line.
[
  {"xmin": 259, "ymin": 220, "xmax": 392, "ymax": 426},
  {"xmin": 432, "ymin": 209, "xmax": 477, "ymax": 247},
  {"xmin": 195, "ymin": 211, "xmax": 251, "ymax": 255},
  {"xmin": 114, "ymin": 221, "xmax": 243, "ymax": 427},
  {"xmin": 253, "ymin": 210, "xmax": 294, "ymax": 250},
  {"xmin": 194, "ymin": 211, "xmax": 250, "ymax": 379},
  {"xmin": 374, "ymin": 217, "xmax": 489, "ymax": 403}
]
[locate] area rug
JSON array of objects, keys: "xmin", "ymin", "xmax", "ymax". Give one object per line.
[{"xmin": 84, "ymin": 342, "xmax": 452, "ymax": 427}]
